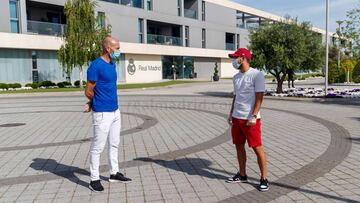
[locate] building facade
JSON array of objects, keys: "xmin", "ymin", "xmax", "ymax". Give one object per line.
[{"xmin": 0, "ymin": 0, "xmax": 331, "ymax": 84}]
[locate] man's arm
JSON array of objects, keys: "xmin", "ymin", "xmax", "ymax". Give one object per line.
[
  {"xmin": 84, "ymin": 81, "xmax": 96, "ymax": 112},
  {"xmin": 228, "ymin": 94, "xmax": 236, "ymax": 125},
  {"xmin": 248, "ymin": 71, "xmax": 266, "ymax": 126},
  {"xmin": 252, "ymin": 92, "xmax": 264, "ymax": 117},
  {"xmin": 85, "ymin": 81, "xmax": 96, "ymax": 100},
  {"xmin": 246, "ymin": 92, "xmax": 264, "ymax": 126}
]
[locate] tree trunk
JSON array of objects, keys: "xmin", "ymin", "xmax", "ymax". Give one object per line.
[
  {"xmin": 79, "ymin": 66, "xmax": 83, "ymax": 89},
  {"xmin": 66, "ymin": 72, "xmax": 71, "ymax": 83},
  {"xmin": 276, "ymin": 72, "xmax": 287, "ymax": 93},
  {"xmin": 276, "ymin": 77, "xmax": 284, "ymax": 93}
]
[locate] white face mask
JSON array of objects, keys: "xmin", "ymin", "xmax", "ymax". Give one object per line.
[{"xmin": 232, "ymin": 59, "xmax": 241, "ymax": 70}]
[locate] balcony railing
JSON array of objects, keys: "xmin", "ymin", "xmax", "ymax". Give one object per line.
[
  {"xmin": 236, "ymin": 22, "xmax": 260, "ymax": 30},
  {"xmin": 226, "ymin": 43, "xmax": 235, "ymax": 50},
  {"xmin": 147, "ymin": 34, "xmax": 182, "ymax": 46},
  {"xmin": 27, "ymin": 20, "xmax": 66, "ymax": 36},
  {"xmin": 184, "ymin": 9, "xmax": 197, "ymax": 19},
  {"xmin": 100, "ymin": 0, "xmax": 143, "ymax": 8},
  {"xmin": 236, "ymin": 23, "xmax": 246, "ymax": 29}
]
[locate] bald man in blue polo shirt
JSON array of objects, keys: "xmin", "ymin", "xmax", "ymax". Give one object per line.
[{"xmin": 85, "ymin": 36, "xmax": 132, "ymax": 192}]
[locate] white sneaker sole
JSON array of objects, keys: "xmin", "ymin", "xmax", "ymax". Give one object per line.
[
  {"xmin": 259, "ymin": 187, "xmax": 269, "ymax": 192},
  {"xmin": 226, "ymin": 180, "xmax": 248, "ymax": 183}
]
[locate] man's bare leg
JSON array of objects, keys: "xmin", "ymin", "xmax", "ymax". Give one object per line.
[
  {"xmin": 253, "ymin": 146, "xmax": 267, "ymax": 179},
  {"xmin": 236, "ymin": 144, "xmax": 247, "ymax": 176}
]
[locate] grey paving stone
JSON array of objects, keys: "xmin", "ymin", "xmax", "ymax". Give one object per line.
[{"xmin": 0, "ymin": 91, "xmax": 359, "ymax": 203}]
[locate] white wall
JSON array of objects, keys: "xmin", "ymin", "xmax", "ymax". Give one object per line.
[
  {"xmin": 125, "ymin": 54, "xmax": 162, "ymax": 83},
  {"xmin": 220, "ymin": 58, "xmax": 237, "ymax": 78}
]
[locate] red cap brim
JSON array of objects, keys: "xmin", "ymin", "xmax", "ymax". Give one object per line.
[{"xmin": 228, "ymin": 53, "xmax": 238, "ymax": 58}]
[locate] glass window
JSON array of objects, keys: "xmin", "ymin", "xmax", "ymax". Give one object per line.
[
  {"xmin": 132, "ymin": 0, "xmax": 143, "ymax": 8},
  {"xmin": 146, "ymin": 0, "xmax": 152, "ymax": 10},
  {"xmin": 9, "ymin": 0, "xmax": 19, "ymax": 33},
  {"xmin": 177, "ymin": 0, "xmax": 181, "ymax": 16},
  {"xmin": 121, "ymin": 0, "xmax": 131, "ymax": 5},
  {"xmin": 97, "ymin": 12, "xmax": 106, "ymax": 29},
  {"xmin": 236, "ymin": 34, "xmax": 240, "ymax": 48},
  {"xmin": 102, "ymin": 0, "xmax": 120, "ymax": 3},
  {"xmin": 138, "ymin": 18, "xmax": 144, "ymax": 43},
  {"xmin": 10, "ymin": 20, "xmax": 19, "ymax": 33},
  {"xmin": 201, "ymin": 1, "xmax": 205, "ymax": 21},
  {"xmin": 32, "ymin": 51, "xmax": 37, "ymax": 69},
  {"xmin": 202, "ymin": 29, "xmax": 206, "ymax": 48},
  {"xmin": 9, "ymin": 1, "xmax": 18, "ymax": 19},
  {"xmin": 185, "ymin": 26, "xmax": 189, "ymax": 47}
]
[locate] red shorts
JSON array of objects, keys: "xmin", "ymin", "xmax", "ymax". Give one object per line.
[{"xmin": 231, "ymin": 117, "xmax": 262, "ymax": 148}]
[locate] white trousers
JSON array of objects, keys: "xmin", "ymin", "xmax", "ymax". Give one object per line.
[{"xmin": 90, "ymin": 109, "xmax": 121, "ymax": 181}]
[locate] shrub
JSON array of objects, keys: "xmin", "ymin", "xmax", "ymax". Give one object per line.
[
  {"xmin": 63, "ymin": 81, "xmax": 72, "ymax": 86},
  {"xmin": 39, "ymin": 81, "xmax": 56, "ymax": 87},
  {"xmin": 329, "ymin": 62, "xmax": 346, "ymax": 83},
  {"xmin": 25, "ymin": 83, "xmax": 39, "ymax": 89},
  {"xmin": 57, "ymin": 82, "xmax": 65, "ymax": 88},
  {"xmin": 354, "ymin": 76, "xmax": 360, "ymax": 83},
  {"xmin": 353, "ymin": 62, "xmax": 360, "ymax": 83},
  {"xmin": 74, "ymin": 80, "xmax": 86, "ymax": 87},
  {"xmin": 56, "ymin": 81, "xmax": 72, "ymax": 88},
  {"xmin": 8, "ymin": 83, "xmax": 22, "ymax": 88},
  {"xmin": 0, "ymin": 83, "xmax": 9, "ymax": 90}
]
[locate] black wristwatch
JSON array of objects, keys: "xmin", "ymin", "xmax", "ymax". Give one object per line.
[{"xmin": 252, "ymin": 114, "xmax": 257, "ymax": 119}]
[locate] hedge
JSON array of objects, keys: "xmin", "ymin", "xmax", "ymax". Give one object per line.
[
  {"xmin": 74, "ymin": 80, "xmax": 86, "ymax": 87},
  {"xmin": 57, "ymin": 81, "xmax": 72, "ymax": 88},
  {"xmin": 25, "ymin": 83, "xmax": 39, "ymax": 89},
  {"xmin": 39, "ymin": 81, "xmax": 56, "ymax": 87},
  {"xmin": 353, "ymin": 62, "xmax": 360, "ymax": 83}
]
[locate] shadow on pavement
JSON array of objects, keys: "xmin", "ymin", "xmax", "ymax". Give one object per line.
[
  {"xmin": 347, "ymin": 137, "xmax": 360, "ymax": 144},
  {"xmin": 248, "ymin": 176, "xmax": 360, "ymax": 203},
  {"xmin": 134, "ymin": 157, "xmax": 231, "ymax": 180},
  {"xmin": 350, "ymin": 117, "xmax": 360, "ymax": 122},
  {"xmin": 197, "ymin": 92, "xmax": 232, "ymax": 98},
  {"xmin": 30, "ymin": 158, "xmax": 106, "ymax": 188}
]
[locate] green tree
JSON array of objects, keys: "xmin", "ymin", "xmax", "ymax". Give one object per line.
[
  {"xmin": 344, "ymin": 2, "xmax": 360, "ymax": 58},
  {"xmin": 249, "ymin": 19, "xmax": 324, "ymax": 93},
  {"xmin": 341, "ymin": 58, "xmax": 357, "ymax": 82},
  {"xmin": 329, "ymin": 62, "xmax": 340, "ymax": 84},
  {"xmin": 58, "ymin": 0, "xmax": 111, "ymax": 87},
  {"xmin": 353, "ymin": 61, "xmax": 360, "ymax": 83}
]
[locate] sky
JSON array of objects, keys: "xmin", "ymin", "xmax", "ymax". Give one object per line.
[{"xmin": 233, "ymin": 0, "xmax": 359, "ymax": 32}]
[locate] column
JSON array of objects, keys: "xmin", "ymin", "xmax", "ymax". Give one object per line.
[{"xmin": 19, "ymin": 0, "xmax": 27, "ymax": 33}]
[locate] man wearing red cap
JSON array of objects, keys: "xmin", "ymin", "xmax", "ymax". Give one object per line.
[{"xmin": 226, "ymin": 48, "xmax": 269, "ymax": 191}]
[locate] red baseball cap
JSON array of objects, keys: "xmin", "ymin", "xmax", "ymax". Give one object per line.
[{"xmin": 228, "ymin": 48, "xmax": 252, "ymax": 60}]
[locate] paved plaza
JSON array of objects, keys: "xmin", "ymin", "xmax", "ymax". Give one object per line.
[{"xmin": 0, "ymin": 81, "xmax": 359, "ymax": 202}]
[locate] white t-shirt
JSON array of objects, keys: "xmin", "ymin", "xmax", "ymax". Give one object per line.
[{"xmin": 232, "ymin": 67, "xmax": 265, "ymax": 120}]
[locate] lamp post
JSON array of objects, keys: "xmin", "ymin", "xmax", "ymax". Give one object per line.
[
  {"xmin": 325, "ymin": 0, "xmax": 329, "ymax": 97},
  {"xmin": 336, "ymin": 20, "xmax": 344, "ymax": 71},
  {"xmin": 336, "ymin": 20, "xmax": 349, "ymax": 82}
]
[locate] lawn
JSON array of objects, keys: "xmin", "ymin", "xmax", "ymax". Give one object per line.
[{"xmin": 0, "ymin": 80, "xmax": 204, "ymax": 94}]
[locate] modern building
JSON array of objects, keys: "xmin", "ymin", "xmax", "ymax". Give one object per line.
[{"xmin": 0, "ymin": 0, "xmax": 332, "ymax": 84}]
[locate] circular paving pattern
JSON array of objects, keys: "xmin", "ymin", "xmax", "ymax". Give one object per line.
[
  {"xmin": 0, "ymin": 123, "xmax": 26, "ymax": 128},
  {"xmin": 0, "ymin": 112, "xmax": 157, "ymax": 152},
  {"xmin": 0, "ymin": 95, "xmax": 353, "ymax": 203}
]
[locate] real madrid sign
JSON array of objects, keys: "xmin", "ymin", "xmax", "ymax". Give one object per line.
[
  {"xmin": 127, "ymin": 58, "xmax": 161, "ymax": 75},
  {"xmin": 127, "ymin": 59, "xmax": 136, "ymax": 75}
]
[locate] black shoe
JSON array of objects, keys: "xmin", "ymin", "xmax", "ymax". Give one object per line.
[
  {"xmin": 259, "ymin": 178, "xmax": 269, "ymax": 191},
  {"xmin": 109, "ymin": 172, "xmax": 132, "ymax": 183},
  {"xmin": 89, "ymin": 180, "xmax": 104, "ymax": 192},
  {"xmin": 226, "ymin": 172, "xmax": 248, "ymax": 183}
]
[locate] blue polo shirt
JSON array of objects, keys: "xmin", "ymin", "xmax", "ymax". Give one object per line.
[{"xmin": 87, "ymin": 57, "xmax": 118, "ymax": 112}]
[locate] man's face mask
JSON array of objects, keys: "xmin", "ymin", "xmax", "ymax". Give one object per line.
[
  {"xmin": 232, "ymin": 58, "xmax": 242, "ymax": 70},
  {"xmin": 109, "ymin": 48, "xmax": 121, "ymax": 60}
]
